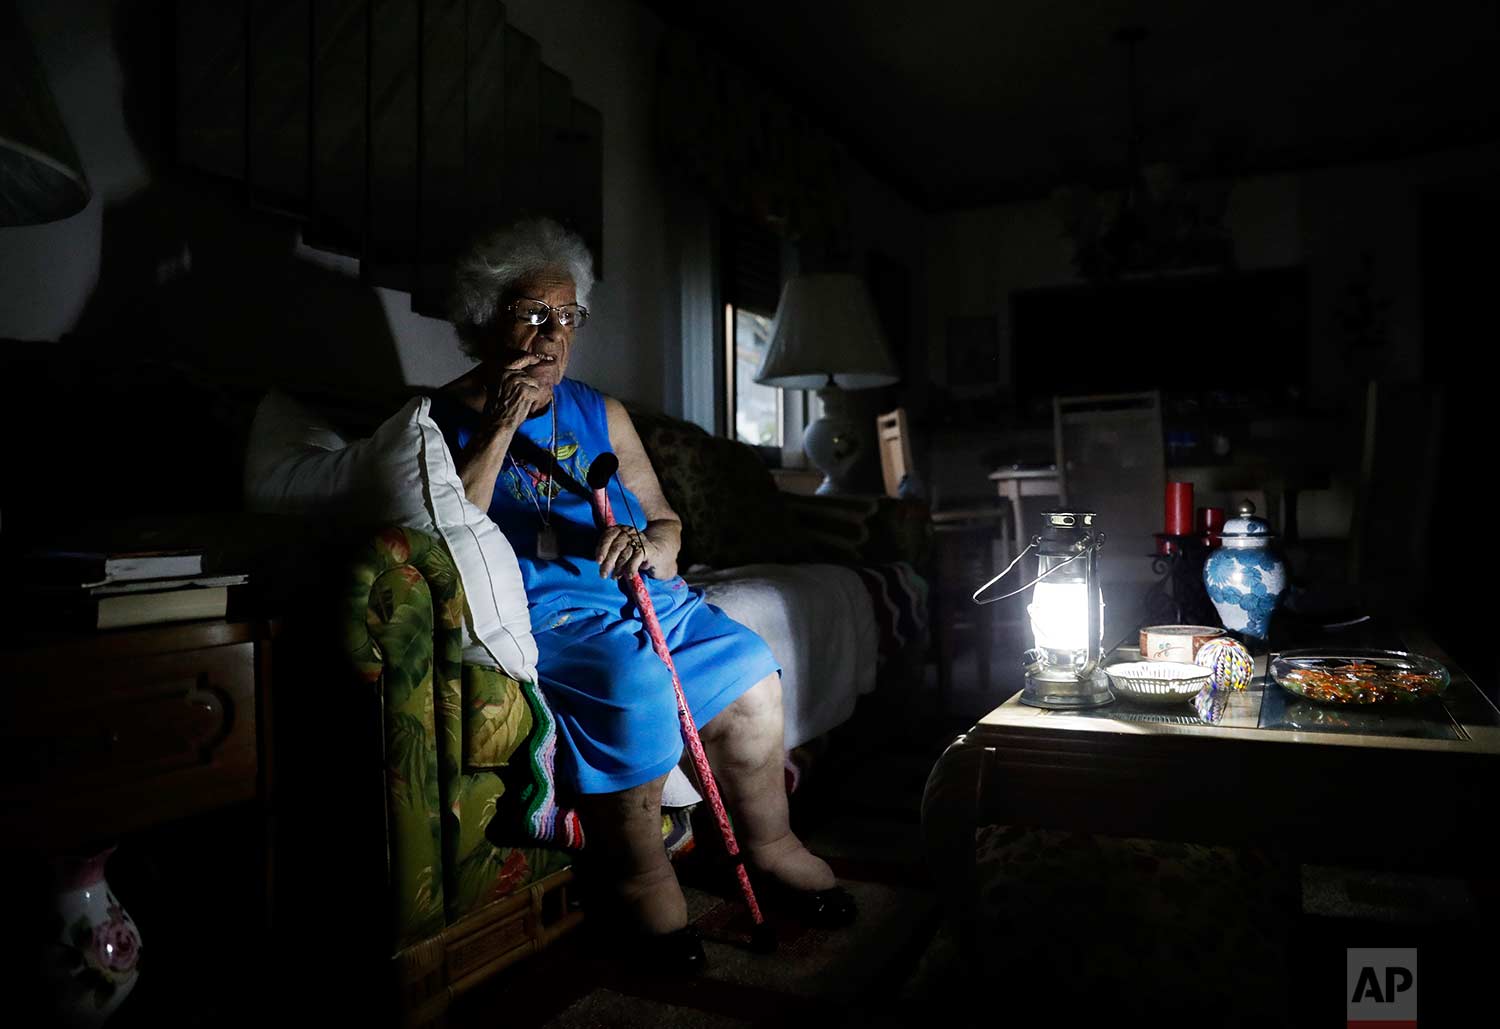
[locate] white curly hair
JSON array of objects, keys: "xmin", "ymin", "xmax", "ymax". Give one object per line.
[{"xmin": 449, "ymin": 217, "xmax": 596, "ymax": 358}]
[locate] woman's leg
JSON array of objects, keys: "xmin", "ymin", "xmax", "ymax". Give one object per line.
[
  {"xmin": 573, "ymin": 772, "xmax": 686, "ymax": 934},
  {"xmin": 698, "ymin": 673, "xmax": 835, "ymax": 891}
]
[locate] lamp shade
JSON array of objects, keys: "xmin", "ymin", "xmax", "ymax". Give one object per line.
[
  {"xmin": 0, "ymin": 1, "xmax": 90, "ymax": 226},
  {"xmin": 755, "ymin": 273, "xmax": 898, "ymax": 390}
]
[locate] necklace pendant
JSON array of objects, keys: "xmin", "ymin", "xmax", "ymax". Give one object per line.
[{"xmin": 536, "ymin": 525, "xmax": 560, "ymax": 561}]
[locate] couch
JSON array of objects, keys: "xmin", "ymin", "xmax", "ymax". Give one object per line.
[
  {"xmin": 629, "ymin": 409, "xmax": 932, "ymax": 769},
  {"xmin": 251, "ymin": 392, "xmax": 931, "ymax": 1026}
]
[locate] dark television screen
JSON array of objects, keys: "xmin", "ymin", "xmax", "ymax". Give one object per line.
[{"xmin": 1009, "ymin": 267, "xmax": 1309, "ymax": 403}]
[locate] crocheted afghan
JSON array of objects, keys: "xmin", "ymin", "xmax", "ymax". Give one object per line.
[{"xmin": 513, "ymin": 677, "xmax": 586, "ymax": 849}]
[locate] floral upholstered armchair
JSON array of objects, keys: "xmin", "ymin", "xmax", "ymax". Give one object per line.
[
  {"xmin": 340, "ymin": 527, "xmax": 643, "ymax": 1027},
  {"xmin": 344, "ymin": 529, "xmax": 574, "ymax": 949}
]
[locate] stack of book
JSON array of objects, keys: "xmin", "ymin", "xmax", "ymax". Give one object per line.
[{"xmin": 21, "ymin": 548, "xmax": 249, "ymax": 630}]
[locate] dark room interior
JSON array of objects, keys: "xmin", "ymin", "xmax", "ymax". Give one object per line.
[{"xmin": 3, "ymin": 1, "xmax": 1496, "ymax": 1027}]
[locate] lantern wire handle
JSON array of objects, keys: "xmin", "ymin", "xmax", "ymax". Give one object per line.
[{"xmin": 971, "ymin": 535, "xmax": 1098, "ymax": 606}]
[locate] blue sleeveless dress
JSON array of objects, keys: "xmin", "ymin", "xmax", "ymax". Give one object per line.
[{"xmin": 428, "ymin": 379, "xmax": 779, "ymax": 794}]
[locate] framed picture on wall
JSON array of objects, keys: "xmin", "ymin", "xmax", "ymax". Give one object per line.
[{"xmin": 945, "ymin": 315, "xmax": 1000, "ymax": 390}]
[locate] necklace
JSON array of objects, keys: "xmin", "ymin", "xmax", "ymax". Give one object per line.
[{"xmin": 508, "ymin": 401, "xmax": 560, "ymax": 560}]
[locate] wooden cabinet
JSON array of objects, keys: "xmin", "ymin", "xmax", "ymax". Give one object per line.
[
  {"xmin": 1, "ymin": 620, "xmax": 274, "ymax": 853},
  {"xmin": 1, "ymin": 620, "xmax": 277, "ymax": 1024}
]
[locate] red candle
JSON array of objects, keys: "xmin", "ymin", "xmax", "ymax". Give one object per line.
[{"xmin": 1165, "ymin": 481, "xmax": 1194, "ymax": 536}]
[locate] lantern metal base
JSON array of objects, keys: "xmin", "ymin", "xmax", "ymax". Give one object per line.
[{"xmin": 1019, "ymin": 668, "xmax": 1114, "ymax": 710}]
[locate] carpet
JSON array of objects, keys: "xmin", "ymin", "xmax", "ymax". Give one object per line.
[
  {"xmin": 689, "ymin": 879, "xmax": 939, "ymax": 1001},
  {"xmin": 539, "ymin": 988, "xmax": 755, "ymax": 1029},
  {"xmin": 503, "ymin": 869, "xmax": 943, "ymax": 1028}
]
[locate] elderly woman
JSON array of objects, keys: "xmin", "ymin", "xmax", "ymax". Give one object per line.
[{"xmin": 430, "ymin": 218, "xmax": 853, "ymax": 967}]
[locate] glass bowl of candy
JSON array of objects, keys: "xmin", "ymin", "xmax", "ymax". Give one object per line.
[{"xmin": 1270, "ymin": 649, "xmax": 1450, "ymax": 706}]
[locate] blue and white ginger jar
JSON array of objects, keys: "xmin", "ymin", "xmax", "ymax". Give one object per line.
[{"xmin": 1202, "ymin": 500, "xmax": 1286, "ymax": 640}]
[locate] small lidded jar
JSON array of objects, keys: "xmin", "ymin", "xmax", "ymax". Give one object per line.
[{"xmin": 1202, "ymin": 499, "xmax": 1287, "ymax": 640}]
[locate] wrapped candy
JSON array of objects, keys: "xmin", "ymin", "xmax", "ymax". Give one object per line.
[{"xmin": 1196, "ymin": 637, "xmax": 1254, "ymax": 691}]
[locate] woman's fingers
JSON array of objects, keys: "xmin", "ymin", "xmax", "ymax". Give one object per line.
[
  {"xmin": 486, "ymin": 356, "xmax": 546, "ymax": 415},
  {"xmin": 503, "ymin": 353, "xmax": 553, "ymax": 372},
  {"xmin": 596, "ymin": 526, "xmax": 648, "ymax": 578},
  {"xmin": 500, "ymin": 373, "xmax": 540, "ymax": 397},
  {"xmin": 594, "ymin": 526, "xmax": 629, "ymax": 576},
  {"xmin": 503, "ymin": 378, "xmax": 538, "ymax": 403},
  {"xmin": 502, "ymin": 368, "xmax": 545, "ymax": 388},
  {"xmin": 623, "ymin": 538, "xmax": 650, "ymax": 579},
  {"xmin": 491, "ymin": 375, "xmax": 540, "ymax": 427}
]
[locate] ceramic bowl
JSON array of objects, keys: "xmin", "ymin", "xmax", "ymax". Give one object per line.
[{"xmin": 1103, "ymin": 660, "xmax": 1212, "ymax": 705}]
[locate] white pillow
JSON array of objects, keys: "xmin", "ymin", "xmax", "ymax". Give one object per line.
[{"xmin": 244, "ymin": 391, "xmax": 537, "ymax": 682}]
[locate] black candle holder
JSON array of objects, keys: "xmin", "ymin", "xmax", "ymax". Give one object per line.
[{"xmin": 1143, "ymin": 533, "xmax": 1220, "ymax": 627}]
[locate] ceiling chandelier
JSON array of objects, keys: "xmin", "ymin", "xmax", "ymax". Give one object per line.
[{"xmin": 1052, "ymin": 27, "xmax": 1235, "ymax": 280}]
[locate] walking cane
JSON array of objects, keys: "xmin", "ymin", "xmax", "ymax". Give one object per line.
[{"xmin": 585, "ymin": 453, "xmax": 776, "ymax": 953}]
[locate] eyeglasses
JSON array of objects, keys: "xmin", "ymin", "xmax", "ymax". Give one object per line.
[{"xmin": 506, "ymin": 297, "xmax": 589, "ymax": 329}]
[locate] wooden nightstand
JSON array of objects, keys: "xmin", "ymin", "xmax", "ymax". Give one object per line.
[
  {"xmin": 1, "ymin": 619, "xmax": 277, "ymax": 1021},
  {"xmin": 1, "ymin": 619, "xmax": 274, "ymax": 853}
]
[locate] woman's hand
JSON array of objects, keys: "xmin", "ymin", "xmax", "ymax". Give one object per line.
[
  {"xmin": 485, "ymin": 353, "xmax": 555, "ymax": 430},
  {"xmin": 595, "ymin": 524, "xmax": 651, "ymax": 580},
  {"xmin": 595, "ymin": 520, "xmax": 680, "ymax": 580},
  {"xmin": 452, "ymin": 354, "xmax": 554, "ymax": 510}
]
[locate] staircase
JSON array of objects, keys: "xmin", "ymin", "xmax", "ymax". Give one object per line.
[{"xmin": 175, "ymin": 0, "xmax": 604, "ymax": 313}]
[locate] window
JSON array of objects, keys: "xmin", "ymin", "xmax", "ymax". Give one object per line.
[
  {"xmin": 725, "ymin": 303, "xmax": 782, "ymax": 446},
  {"xmin": 719, "ymin": 215, "xmax": 791, "ymax": 453}
]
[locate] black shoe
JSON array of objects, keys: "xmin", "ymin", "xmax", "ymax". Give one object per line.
[
  {"xmin": 585, "ymin": 907, "xmax": 707, "ymax": 975},
  {"xmin": 748, "ymin": 870, "xmax": 858, "ymax": 928}
]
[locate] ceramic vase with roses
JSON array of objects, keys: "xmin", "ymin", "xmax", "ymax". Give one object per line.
[{"xmin": 44, "ymin": 846, "xmax": 143, "ymax": 1027}]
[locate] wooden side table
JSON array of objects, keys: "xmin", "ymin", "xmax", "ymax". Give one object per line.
[
  {"xmin": 921, "ymin": 634, "xmax": 1500, "ymax": 1022},
  {"xmin": 1, "ymin": 619, "xmax": 277, "ymax": 1020},
  {"xmin": 1, "ymin": 619, "xmax": 274, "ymax": 857}
]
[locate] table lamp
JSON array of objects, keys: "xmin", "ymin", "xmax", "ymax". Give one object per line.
[
  {"xmin": 0, "ymin": 2, "xmax": 91, "ymax": 225},
  {"xmin": 755, "ymin": 273, "xmax": 898, "ymax": 494},
  {"xmin": 974, "ymin": 510, "xmax": 1113, "ymax": 709}
]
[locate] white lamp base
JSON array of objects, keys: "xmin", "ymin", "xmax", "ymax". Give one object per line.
[{"xmin": 804, "ymin": 386, "xmax": 861, "ymax": 494}]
